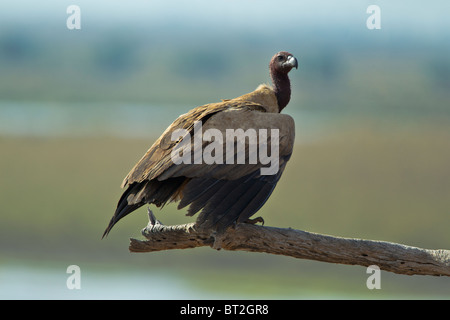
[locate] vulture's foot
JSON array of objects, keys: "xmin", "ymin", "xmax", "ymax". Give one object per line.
[{"xmin": 244, "ymin": 216, "xmax": 265, "ymax": 226}]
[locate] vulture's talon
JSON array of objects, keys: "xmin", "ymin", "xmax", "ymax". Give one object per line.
[
  {"xmin": 245, "ymin": 217, "xmax": 265, "ymax": 226},
  {"xmin": 147, "ymin": 208, "xmax": 163, "ymax": 227}
]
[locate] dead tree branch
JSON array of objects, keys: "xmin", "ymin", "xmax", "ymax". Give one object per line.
[{"xmin": 129, "ymin": 209, "xmax": 450, "ymax": 277}]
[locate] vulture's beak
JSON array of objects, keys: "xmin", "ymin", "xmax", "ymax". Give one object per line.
[{"xmin": 286, "ymin": 55, "xmax": 298, "ymax": 69}]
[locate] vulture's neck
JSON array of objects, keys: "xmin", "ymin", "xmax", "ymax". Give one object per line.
[{"xmin": 270, "ymin": 70, "xmax": 291, "ymax": 112}]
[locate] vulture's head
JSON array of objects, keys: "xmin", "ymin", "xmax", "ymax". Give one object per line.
[
  {"xmin": 269, "ymin": 51, "xmax": 298, "ymax": 111},
  {"xmin": 269, "ymin": 51, "xmax": 298, "ymax": 75}
]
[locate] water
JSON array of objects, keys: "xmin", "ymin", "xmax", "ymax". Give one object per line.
[
  {"xmin": 0, "ymin": 262, "xmax": 365, "ymax": 300},
  {"xmin": 0, "ymin": 262, "xmax": 226, "ymax": 300},
  {"xmin": 0, "ymin": 262, "xmax": 345, "ymax": 300},
  {"xmin": 0, "ymin": 101, "xmax": 185, "ymax": 138}
]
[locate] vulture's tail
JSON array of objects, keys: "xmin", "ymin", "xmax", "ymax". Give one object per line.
[
  {"xmin": 102, "ymin": 177, "xmax": 187, "ymax": 238},
  {"xmin": 102, "ymin": 183, "xmax": 144, "ymax": 238}
]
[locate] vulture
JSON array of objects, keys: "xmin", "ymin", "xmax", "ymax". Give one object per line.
[{"xmin": 103, "ymin": 51, "xmax": 298, "ymax": 237}]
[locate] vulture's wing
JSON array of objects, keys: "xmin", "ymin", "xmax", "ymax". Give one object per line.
[
  {"xmin": 120, "ymin": 100, "xmax": 266, "ymax": 187},
  {"xmin": 103, "ymin": 102, "xmax": 295, "ymax": 236}
]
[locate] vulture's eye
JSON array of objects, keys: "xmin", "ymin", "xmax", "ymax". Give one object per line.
[{"xmin": 277, "ymin": 55, "xmax": 284, "ymax": 61}]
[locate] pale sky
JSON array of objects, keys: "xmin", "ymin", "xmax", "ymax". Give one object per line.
[{"xmin": 1, "ymin": 0, "xmax": 449, "ymax": 39}]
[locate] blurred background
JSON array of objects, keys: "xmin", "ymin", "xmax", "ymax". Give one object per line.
[{"xmin": 0, "ymin": 0, "xmax": 449, "ymax": 299}]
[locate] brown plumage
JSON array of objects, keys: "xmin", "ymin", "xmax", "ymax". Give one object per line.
[{"xmin": 103, "ymin": 51, "xmax": 298, "ymax": 237}]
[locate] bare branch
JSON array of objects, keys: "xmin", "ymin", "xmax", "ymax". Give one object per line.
[{"xmin": 129, "ymin": 209, "xmax": 450, "ymax": 277}]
